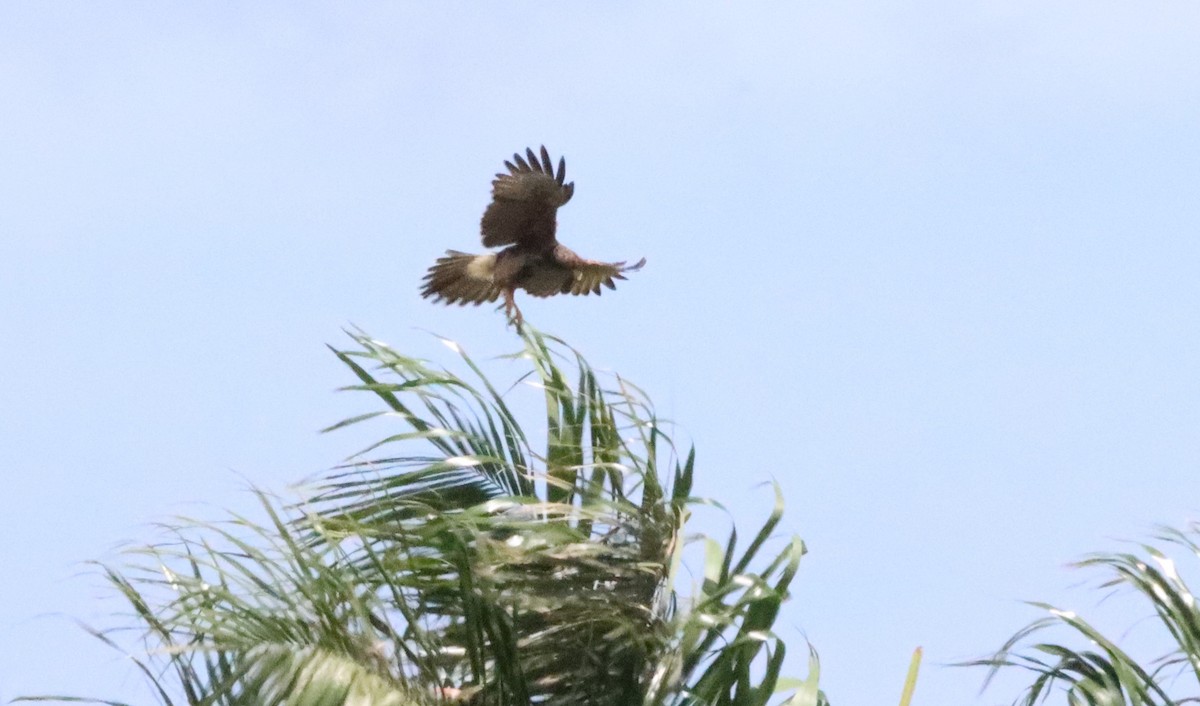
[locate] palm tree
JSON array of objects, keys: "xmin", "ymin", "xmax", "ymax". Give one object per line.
[
  {"xmin": 24, "ymin": 327, "xmax": 824, "ymax": 706},
  {"xmin": 975, "ymin": 524, "xmax": 1200, "ymax": 705}
]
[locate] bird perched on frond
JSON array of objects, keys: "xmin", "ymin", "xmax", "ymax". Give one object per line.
[{"xmin": 421, "ymin": 146, "xmax": 646, "ymax": 328}]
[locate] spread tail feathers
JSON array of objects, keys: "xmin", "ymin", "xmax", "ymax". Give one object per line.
[{"xmin": 420, "ymin": 251, "xmax": 502, "ymax": 306}]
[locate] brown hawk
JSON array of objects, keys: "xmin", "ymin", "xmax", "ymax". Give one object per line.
[{"xmin": 421, "ymin": 146, "xmax": 645, "ymax": 327}]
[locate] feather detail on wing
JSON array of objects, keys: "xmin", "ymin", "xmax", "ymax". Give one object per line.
[
  {"xmin": 560, "ymin": 254, "xmax": 647, "ymax": 297},
  {"xmin": 480, "ymin": 146, "xmax": 574, "ymax": 249},
  {"xmin": 420, "ymin": 251, "xmax": 502, "ymax": 306}
]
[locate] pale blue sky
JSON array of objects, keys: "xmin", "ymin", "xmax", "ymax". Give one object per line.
[{"xmin": 3, "ymin": 3, "xmax": 1200, "ymax": 704}]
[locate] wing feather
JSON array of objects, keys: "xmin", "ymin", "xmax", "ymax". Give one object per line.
[
  {"xmin": 554, "ymin": 249, "xmax": 647, "ymax": 297},
  {"xmin": 480, "ymin": 146, "xmax": 574, "ymax": 248},
  {"xmin": 420, "ymin": 251, "xmax": 502, "ymax": 306}
]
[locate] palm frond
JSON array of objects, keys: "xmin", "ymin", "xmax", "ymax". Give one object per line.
[
  {"xmin": 22, "ymin": 325, "xmax": 820, "ymax": 706},
  {"xmin": 299, "ymin": 326, "xmax": 697, "ymax": 704},
  {"xmin": 972, "ymin": 522, "xmax": 1200, "ymax": 705}
]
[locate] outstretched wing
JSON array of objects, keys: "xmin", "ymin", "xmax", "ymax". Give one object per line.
[
  {"xmin": 481, "ymin": 146, "xmax": 574, "ymax": 249},
  {"xmin": 421, "ymin": 251, "xmax": 502, "ymax": 306},
  {"xmin": 554, "ymin": 246, "xmax": 647, "ymax": 296}
]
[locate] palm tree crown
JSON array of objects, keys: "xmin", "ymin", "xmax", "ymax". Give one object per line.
[{"xmin": 25, "ymin": 326, "xmax": 822, "ymax": 706}]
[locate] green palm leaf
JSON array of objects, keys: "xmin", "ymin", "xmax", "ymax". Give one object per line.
[
  {"xmin": 973, "ymin": 523, "xmax": 1200, "ymax": 705},
  {"xmin": 21, "ymin": 325, "xmax": 822, "ymax": 706}
]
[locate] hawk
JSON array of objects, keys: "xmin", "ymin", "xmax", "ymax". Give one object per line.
[{"xmin": 421, "ymin": 146, "xmax": 646, "ymax": 328}]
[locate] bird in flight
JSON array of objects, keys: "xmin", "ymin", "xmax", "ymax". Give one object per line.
[{"xmin": 421, "ymin": 146, "xmax": 645, "ymax": 328}]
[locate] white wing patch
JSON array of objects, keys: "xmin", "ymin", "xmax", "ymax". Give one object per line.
[{"xmin": 466, "ymin": 253, "xmax": 497, "ymax": 281}]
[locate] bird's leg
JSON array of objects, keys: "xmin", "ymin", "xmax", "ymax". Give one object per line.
[{"xmin": 503, "ymin": 288, "xmax": 524, "ymax": 331}]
